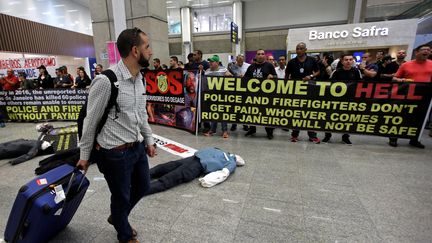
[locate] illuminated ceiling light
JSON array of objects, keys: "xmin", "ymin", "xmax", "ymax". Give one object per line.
[
  {"xmin": 66, "ymin": 9, "xmax": 79, "ymax": 12},
  {"xmin": 53, "ymin": 4, "xmax": 65, "ymax": 7},
  {"xmin": 9, "ymin": 1, "xmax": 21, "ymax": 5},
  {"xmin": 217, "ymin": 0, "xmax": 230, "ymax": 3},
  {"xmin": 42, "ymin": 11, "xmax": 51, "ymax": 15},
  {"xmin": 27, "ymin": 7, "xmax": 36, "ymax": 10},
  {"xmin": 166, "ymin": 1, "xmax": 172, "ymax": 3},
  {"xmin": 167, "ymin": 6, "xmax": 176, "ymax": 8}
]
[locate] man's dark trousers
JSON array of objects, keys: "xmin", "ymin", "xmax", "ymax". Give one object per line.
[{"xmin": 96, "ymin": 142, "xmax": 150, "ymax": 242}]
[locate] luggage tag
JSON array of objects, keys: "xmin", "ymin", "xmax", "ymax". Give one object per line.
[{"xmin": 54, "ymin": 184, "xmax": 66, "ymax": 204}]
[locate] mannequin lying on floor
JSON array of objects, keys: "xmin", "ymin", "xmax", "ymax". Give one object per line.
[{"xmin": 147, "ymin": 147, "xmax": 245, "ymax": 195}]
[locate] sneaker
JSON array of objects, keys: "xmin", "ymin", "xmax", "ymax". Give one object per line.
[
  {"xmin": 342, "ymin": 136, "xmax": 352, "ymax": 145},
  {"xmin": 389, "ymin": 140, "xmax": 398, "ymax": 147},
  {"xmin": 309, "ymin": 137, "xmax": 321, "ymax": 144},
  {"xmin": 409, "ymin": 140, "xmax": 425, "ymax": 149},
  {"xmin": 222, "ymin": 131, "xmax": 229, "ymax": 138},
  {"xmin": 245, "ymin": 130, "xmax": 256, "ymax": 137},
  {"xmin": 322, "ymin": 136, "xmax": 331, "ymax": 143},
  {"xmin": 290, "ymin": 136, "xmax": 299, "ymax": 142}
]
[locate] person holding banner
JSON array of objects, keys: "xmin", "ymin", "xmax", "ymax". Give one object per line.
[
  {"xmin": 36, "ymin": 65, "xmax": 53, "ymax": 89},
  {"xmin": 77, "ymin": 27, "xmax": 156, "ymax": 243},
  {"xmin": 389, "ymin": 44, "xmax": 432, "ymax": 148},
  {"xmin": 244, "ymin": 49, "xmax": 277, "ymax": 139},
  {"xmin": 285, "ymin": 42, "xmax": 321, "ymax": 143},
  {"xmin": 323, "ymin": 53, "xmax": 362, "ymax": 145},
  {"xmin": 1, "ymin": 69, "xmax": 19, "ymax": 91},
  {"xmin": 203, "ymin": 55, "xmax": 233, "ymax": 138}
]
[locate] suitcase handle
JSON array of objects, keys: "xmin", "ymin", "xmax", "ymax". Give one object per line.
[{"xmin": 64, "ymin": 168, "xmax": 87, "ymax": 200}]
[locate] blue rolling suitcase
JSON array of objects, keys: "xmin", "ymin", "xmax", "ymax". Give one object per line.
[{"xmin": 4, "ymin": 164, "xmax": 89, "ymax": 243}]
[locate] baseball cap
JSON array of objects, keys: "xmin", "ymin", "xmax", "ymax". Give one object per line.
[
  {"xmin": 382, "ymin": 55, "xmax": 395, "ymax": 61},
  {"xmin": 207, "ymin": 55, "xmax": 220, "ymax": 63}
]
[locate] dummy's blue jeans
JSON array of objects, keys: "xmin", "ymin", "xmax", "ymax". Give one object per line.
[{"xmin": 96, "ymin": 142, "xmax": 150, "ymax": 242}]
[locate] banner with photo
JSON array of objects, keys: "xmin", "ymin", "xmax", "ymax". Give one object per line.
[
  {"xmin": 200, "ymin": 76, "xmax": 432, "ymax": 139},
  {"xmin": 0, "ymin": 89, "xmax": 87, "ymax": 121},
  {"xmin": 145, "ymin": 70, "xmax": 199, "ymax": 133}
]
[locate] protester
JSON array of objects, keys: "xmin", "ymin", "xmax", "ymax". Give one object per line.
[
  {"xmin": 36, "ymin": 65, "xmax": 53, "ymax": 89},
  {"xmin": 77, "ymin": 27, "xmax": 157, "ymax": 243},
  {"xmin": 244, "ymin": 49, "xmax": 277, "ymax": 139},
  {"xmin": 358, "ymin": 52, "xmax": 378, "ymax": 80},
  {"xmin": 18, "ymin": 72, "xmax": 35, "ymax": 90},
  {"xmin": 73, "ymin": 69, "xmax": 91, "ymax": 88},
  {"xmin": 203, "ymin": 55, "xmax": 233, "ymax": 139},
  {"xmin": 152, "ymin": 58, "xmax": 163, "ymax": 71},
  {"xmin": 389, "ymin": 44, "xmax": 432, "ymax": 148},
  {"xmin": 323, "ymin": 53, "xmax": 362, "ymax": 145},
  {"xmin": 285, "ymin": 42, "xmax": 321, "ymax": 143},
  {"xmin": 1, "ymin": 69, "xmax": 19, "ymax": 91}
]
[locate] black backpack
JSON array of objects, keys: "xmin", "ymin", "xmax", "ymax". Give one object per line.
[{"xmin": 77, "ymin": 69, "xmax": 120, "ymax": 140}]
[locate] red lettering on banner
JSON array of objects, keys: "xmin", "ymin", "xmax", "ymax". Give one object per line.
[
  {"xmin": 407, "ymin": 84, "xmax": 422, "ymax": 100},
  {"xmin": 355, "ymin": 82, "xmax": 374, "ymax": 98},
  {"xmin": 391, "ymin": 84, "xmax": 405, "ymax": 100},
  {"xmin": 374, "ymin": 83, "xmax": 391, "ymax": 99},
  {"xmin": 145, "ymin": 72, "xmax": 158, "ymax": 94},
  {"xmin": 168, "ymin": 71, "xmax": 183, "ymax": 95}
]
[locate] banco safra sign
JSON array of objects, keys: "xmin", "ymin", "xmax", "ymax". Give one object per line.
[{"xmin": 309, "ymin": 26, "xmax": 389, "ymax": 40}]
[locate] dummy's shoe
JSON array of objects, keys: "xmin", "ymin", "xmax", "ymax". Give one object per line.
[
  {"xmin": 409, "ymin": 140, "xmax": 425, "ymax": 149},
  {"xmin": 322, "ymin": 135, "xmax": 331, "ymax": 143},
  {"xmin": 108, "ymin": 215, "xmax": 138, "ymax": 239},
  {"xmin": 342, "ymin": 135, "xmax": 352, "ymax": 145},
  {"xmin": 290, "ymin": 136, "xmax": 299, "ymax": 142},
  {"xmin": 245, "ymin": 130, "xmax": 256, "ymax": 137},
  {"xmin": 389, "ymin": 140, "xmax": 398, "ymax": 147},
  {"xmin": 309, "ymin": 137, "xmax": 321, "ymax": 144}
]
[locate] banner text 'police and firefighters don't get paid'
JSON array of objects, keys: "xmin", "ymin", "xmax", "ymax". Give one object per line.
[{"xmin": 200, "ymin": 76, "xmax": 432, "ymax": 139}]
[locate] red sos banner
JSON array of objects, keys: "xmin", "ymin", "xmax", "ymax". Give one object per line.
[{"xmin": 144, "ymin": 70, "xmax": 185, "ymax": 105}]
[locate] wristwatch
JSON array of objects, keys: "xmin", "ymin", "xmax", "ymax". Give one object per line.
[{"xmin": 309, "ymin": 74, "xmax": 314, "ymax": 79}]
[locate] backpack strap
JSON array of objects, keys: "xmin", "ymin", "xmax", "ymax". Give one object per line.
[{"xmin": 95, "ymin": 69, "xmax": 119, "ymax": 134}]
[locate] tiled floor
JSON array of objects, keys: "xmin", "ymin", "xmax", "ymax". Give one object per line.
[{"xmin": 1, "ymin": 122, "xmax": 431, "ymax": 242}]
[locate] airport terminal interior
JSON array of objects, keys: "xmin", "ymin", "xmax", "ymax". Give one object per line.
[{"xmin": 1, "ymin": 0, "xmax": 432, "ymax": 242}]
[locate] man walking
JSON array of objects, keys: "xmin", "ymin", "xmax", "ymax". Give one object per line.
[{"xmin": 77, "ymin": 28, "xmax": 156, "ymax": 243}]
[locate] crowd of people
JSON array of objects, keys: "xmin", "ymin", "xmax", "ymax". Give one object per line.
[
  {"xmin": 1, "ymin": 43, "xmax": 431, "ymax": 147},
  {"xmin": 0, "ymin": 64, "xmax": 104, "ymax": 91}
]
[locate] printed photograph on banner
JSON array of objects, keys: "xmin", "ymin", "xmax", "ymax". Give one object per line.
[
  {"xmin": 200, "ymin": 76, "xmax": 432, "ymax": 139},
  {"xmin": 145, "ymin": 70, "xmax": 199, "ymax": 133}
]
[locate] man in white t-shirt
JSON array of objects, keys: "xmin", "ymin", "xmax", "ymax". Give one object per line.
[{"xmin": 275, "ymin": 55, "xmax": 286, "ymax": 79}]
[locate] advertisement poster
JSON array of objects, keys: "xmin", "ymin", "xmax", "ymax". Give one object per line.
[
  {"xmin": 145, "ymin": 70, "xmax": 199, "ymax": 133},
  {"xmin": 200, "ymin": 76, "xmax": 432, "ymax": 139}
]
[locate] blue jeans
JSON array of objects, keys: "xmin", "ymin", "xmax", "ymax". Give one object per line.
[{"xmin": 96, "ymin": 142, "xmax": 150, "ymax": 242}]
